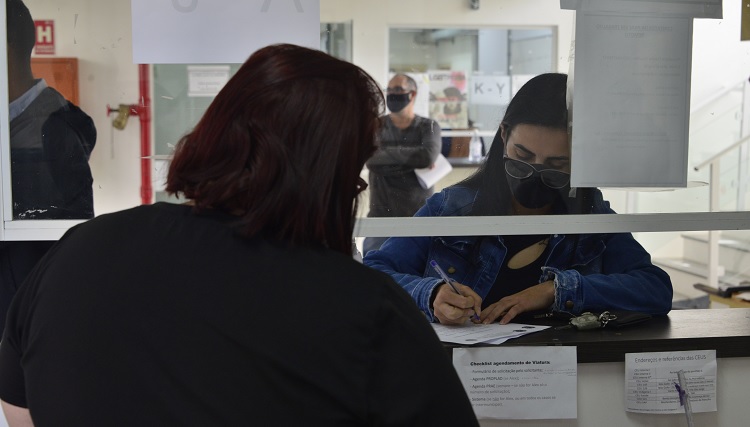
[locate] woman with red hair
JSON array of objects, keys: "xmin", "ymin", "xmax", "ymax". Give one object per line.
[{"xmin": 0, "ymin": 44, "xmax": 478, "ymax": 426}]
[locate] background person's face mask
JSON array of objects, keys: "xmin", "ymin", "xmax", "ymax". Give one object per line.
[{"xmin": 386, "ymin": 93, "xmax": 411, "ymax": 113}]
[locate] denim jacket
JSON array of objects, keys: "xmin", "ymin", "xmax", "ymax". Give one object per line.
[{"xmin": 364, "ymin": 186, "xmax": 673, "ymax": 322}]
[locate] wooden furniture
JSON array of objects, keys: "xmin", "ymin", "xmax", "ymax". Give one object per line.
[
  {"xmin": 448, "ymin": 135, "xmax": 471, "ymax": 157},
  {"xmin": 708, "ymin": 293, "xmax": 750, "ymax": 308},
  {"xmin": 30, "ymin": 57, "xmax": 79, "ymax": 105}
]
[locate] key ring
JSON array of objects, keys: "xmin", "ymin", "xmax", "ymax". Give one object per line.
[{"xmin": 598, "ymin": 311, "xmax": 617, "ymax": 328}]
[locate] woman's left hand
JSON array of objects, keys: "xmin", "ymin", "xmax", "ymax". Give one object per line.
[{"xmin": 479, "ymin": 280, "xmax": 555, "ymax": 324}]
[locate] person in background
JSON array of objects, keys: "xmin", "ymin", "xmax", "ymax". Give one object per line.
[
  {"xmin": 7, "ymin": 0, "xmax": 96, "ymax": 220},
  {"xmin": 364, "ymin": 73, "xmax": 673, "ymax": 326},
  {"xmin": 0, "ymin": 0, "xmax": 96, "ymax": 333},
  {"xmin": 0, "ymin": 44, "xmax": 479, "ymax": 426},
  {"xmin": 363, "ymin": 73, "xmax": 441, "ymax": 254}
]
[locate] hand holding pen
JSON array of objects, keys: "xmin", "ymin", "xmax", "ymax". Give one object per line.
[{"xmin": 429, "ymin": 260, "xmax": 482, "ymax": 324}]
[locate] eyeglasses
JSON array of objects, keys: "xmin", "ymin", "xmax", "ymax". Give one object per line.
[{"xmin": 504, "ymin": 157, "xmax": 570, "ymax": 189}]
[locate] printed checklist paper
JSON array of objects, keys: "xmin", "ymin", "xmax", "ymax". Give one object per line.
[
  {"xmin": 431, "ymin": 322, "xmax": 549, "ymax": 345},
  {"xmin": 453, "ymin": 346, "xmax": 577, "ymax": 420}
]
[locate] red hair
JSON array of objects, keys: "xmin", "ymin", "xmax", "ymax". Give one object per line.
[{"xmin": 166, "ymin": 44, "xmax": 383, "ymax": 255}]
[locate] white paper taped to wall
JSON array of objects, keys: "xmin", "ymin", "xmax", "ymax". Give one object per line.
[{"xmin": 131, "ymin": 0, "xmax": 320, "ymax": 64}]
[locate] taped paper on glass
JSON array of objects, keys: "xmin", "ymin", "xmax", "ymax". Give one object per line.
[
  {"xmin": 569, "ymin": 13, "xmax": 692, "ymax": 187},
  {"xmin": 131, "ymin": 0, "xmax": 320, "ymax": 64}
]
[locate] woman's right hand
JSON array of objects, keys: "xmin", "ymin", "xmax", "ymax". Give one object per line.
[{"xmin": 432, "ymin": 283, "xmax": 482, "ymax": 325}]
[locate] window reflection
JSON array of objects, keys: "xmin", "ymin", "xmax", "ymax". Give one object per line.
[
  {"xmin": 2, "ymin": 1, "xmax": 749, "ymax": 228},
  {"xmin": 7, "ymin": 0, "xmax": 95, "ymax": 220},
  {"xmin": 360, "ymin": 27, "xmax": 557, "ymax": 227},
  {"xmin": 2, "ymin": 1, "xmax": 748, "ymax": 328}
]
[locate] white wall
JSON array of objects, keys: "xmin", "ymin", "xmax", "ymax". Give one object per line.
[{"xmin": 20, "ymin": 0, "xmax": 750, "ymax": 217}]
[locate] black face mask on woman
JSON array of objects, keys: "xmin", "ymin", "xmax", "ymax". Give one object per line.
[
  {"xmin": 386, "ymin": 93, "xmax": 411, "ymax": 113},
  {"xmin": 505, "ymin": 172, "xmax": 560, "ymax": 209},
  {"xmin": 504, "ymin": 157, "xmax": 570, "ymax": 209}
]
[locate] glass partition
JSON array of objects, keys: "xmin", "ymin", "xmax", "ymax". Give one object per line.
[
  {"xmin": 148, "ymin": 21, "xmax": 351, "ymax": 204},
  {"xmin": 388, "ymin": 27, "xmax": 554, "ymax": 134},
  {"xmin": 2, "ymin": 0, "xmax": 141, "ymax": 240},
  {"xmin": 320, "ymin": 21, "xmax": 352, "ymax": 62},
  {"xmin": 1, "ymin": 1, "xmax": 748, "ymax": 246}
]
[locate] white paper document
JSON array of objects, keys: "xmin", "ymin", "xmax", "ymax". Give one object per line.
[
  {"xmin": 453, "ymin": 346, "xmax": 578, "ymax": 420},
  {"xmin": 625, "ymin": 350, "xmax": 717, "ymax": 414},
  {"xmin": 131, "ymin": 0, "xmax": 320, "ymax": 64},
  {"xmin": 414, "ymin": 154, "xmax": 453, "ymax": 189},
  {"xmin": 431, "ymin": 322, "xmax": 549, "ymax": 345},
  {"xmin": 187, "ymin": 66, "xmax": 230, "ymax": 97},
  {"xmin": 570, "ymin": 13, "xmax": 692, "ymax": 187}
]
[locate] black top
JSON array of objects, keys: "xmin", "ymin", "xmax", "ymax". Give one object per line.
[
  {"xmin": 10, "ymin": 86, "xmax": 96, "ymax": 220},
  {"xmin": 482, "ymin": 234, "xmax": 549, "ymax": 309},
  {"xmin": 0, "ymin": 203, "xmax": 478, "ymax": 426},
  {"xmin": 366, "ymin": 115, "xmax": 441, "ymax": 217},
  {"xmin": 0, "ymin": 85, "xmax": 96, "ymax": 336}
]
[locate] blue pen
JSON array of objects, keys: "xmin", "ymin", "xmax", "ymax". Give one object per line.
[{"xmin": 429, "ymin": 260, "xmax": 480, "ymax": 321}]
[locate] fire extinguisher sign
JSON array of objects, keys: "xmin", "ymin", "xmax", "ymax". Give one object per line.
[{"xmin": 34, "ymin": 20, "xmax": 55, "ymax": 55}]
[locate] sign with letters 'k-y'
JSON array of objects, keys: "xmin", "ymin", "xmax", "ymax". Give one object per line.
[{"xmin": 131, "ymin": 0, "xmax": 320, "ymax": 64}]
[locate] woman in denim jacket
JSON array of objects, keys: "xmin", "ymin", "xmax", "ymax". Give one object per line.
[{"xmin": 364, "ymin": 73, "xmax": 673, "ymax": 325}]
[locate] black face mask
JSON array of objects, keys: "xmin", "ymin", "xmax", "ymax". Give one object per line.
[
  {"xmin": 505, "ymin": 168, "xmax": 561, "ymax": 209},
  {"xmin": 386, "ymin": 93, "xmax": 411, "ymax": 113}
]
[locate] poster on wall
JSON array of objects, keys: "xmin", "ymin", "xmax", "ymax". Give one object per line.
[
  {"xmin": 428, "ymin": 70, "xmax": 469, "ymax": 129},
  {"xmin": 187, "ymin": 66, "xmax": 231, "ymax": 97},
  {"xmin": 131, "ymin": 0, "xmax": 320, "ymax": 64}
]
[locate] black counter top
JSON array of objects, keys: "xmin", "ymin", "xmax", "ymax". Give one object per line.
[{"xmin": 447, "ymin": 308, "xmax": 750, "ymax": 363}]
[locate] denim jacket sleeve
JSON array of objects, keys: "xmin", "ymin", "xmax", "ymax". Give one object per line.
[
  {"xmin": 363, "ymin": 193, "xmax": 450, "ymax": 321},
  {"xmin": 365, "ymin": 188, "xmax": 674, "ymax": 319},
  {"xmin": 543, "ymin": 229, "xmax": 673, "ymax": 316}
]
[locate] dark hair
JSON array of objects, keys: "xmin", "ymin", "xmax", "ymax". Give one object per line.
[
  {"xmin": 166, "ymin": 44, "xmax": 384, "ymax": 255},
  {"xmin": 393, "ymin": 73, "xmax": 418, "ymax": 92},
  {"xmin": 460, "ymin": 73, "xmax": 593, "ymax": 215},
  {"xmin": 6, "ymin": 0, "xmax": 36, "ymax": 62}
]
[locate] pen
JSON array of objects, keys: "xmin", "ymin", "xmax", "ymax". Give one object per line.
[{"xmin": 429, "ymin": 260, "xmax": 480, "ymax": 321}]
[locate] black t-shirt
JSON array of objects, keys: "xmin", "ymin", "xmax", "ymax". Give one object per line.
[
  {"xmin": 0, "ymin": 203, "xmax": 478, "ymax": 426},
  {"xmin": 483, "ymin": 234, "xmax": 550, "ymax": 309},
  {"xmin": 366, "ymin": 115, "xmax": 441, "ymax": 217}
]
